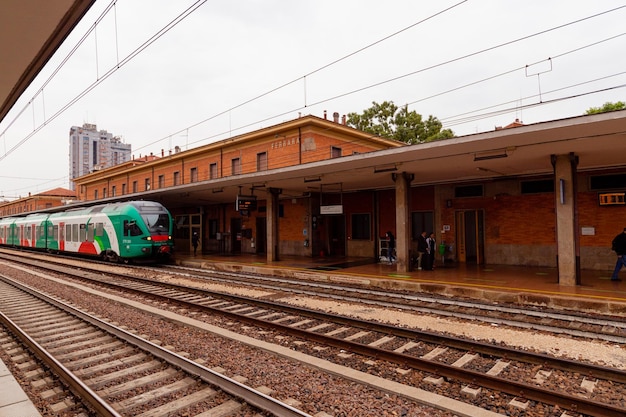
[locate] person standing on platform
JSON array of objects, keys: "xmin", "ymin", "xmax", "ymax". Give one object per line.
[
  {"xmin": 386, "ymin": 231, "xmax": 396, "ymax": 264},
  {"xmin": 416, "ymin": 231, "xmax": 428, "ymax": 270},
  {"xmin": 192, "ymin": 232, "xmax": 199, "ymax": 256},
  {"xmin": 426, "ymin": 232, "xmax": 436, "ymax": 271},
  {"xmin": 611, "ymin": 227, "xmax": 626, "ymax": 281}
]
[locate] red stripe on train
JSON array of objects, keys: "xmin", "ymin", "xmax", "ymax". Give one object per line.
[{"xmin": 151, "ymin": 235, "xmax": 170, "ymax": 242}]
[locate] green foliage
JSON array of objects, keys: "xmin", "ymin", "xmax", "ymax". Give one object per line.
[
  {"xmin": 346, "ymin": 100, "xmax": 454, "ymax": 144},
  {"xmin": 585, "ymin": 101, "xmax": 625, "ymax": 115}
]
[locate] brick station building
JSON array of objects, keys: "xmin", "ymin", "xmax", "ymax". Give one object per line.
[{"xmin": 72, "ymin": 110, "xmax": 626, "ymax": 285}]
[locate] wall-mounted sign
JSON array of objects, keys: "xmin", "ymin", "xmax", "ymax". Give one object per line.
[
  {"xmin": 581, "ymin": 227, "xmax": 595, "ymax": 236},
  {"xmin": 598, "ymin": 192, "xmax": 625, "ymax": 206},
  {"xmin": 236, "ymin": 195, "xmax": 257, "ymax": 211},
  {"xmin": 320, "ymin": 205, "xmax": 343, "ymax": 215}
]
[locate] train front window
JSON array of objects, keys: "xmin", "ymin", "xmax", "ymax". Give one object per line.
[{"xmin": 142, "ymin": 213, "xmax": 169, "ymax": 234}]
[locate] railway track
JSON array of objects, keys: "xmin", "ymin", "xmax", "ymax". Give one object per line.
[
  {"xmin": 2, "ymin": 252, "xmax": 625, "ymax": 416},
  {"xmin": 0, "ymin": 274, "xmax": 311, "ymax": 417},
  {"xmin": 158, "ymin": 263, "xmax": 626, "ymax": 343}
]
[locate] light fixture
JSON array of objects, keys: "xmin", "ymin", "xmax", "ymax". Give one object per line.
[
  {"xmin": 476, "ymin": 167, "xmax": 505, "ymax": 176},
  {"xmin": 212, "ymin": 187, "xmax": 224, "ymax": 193},
  {"xmin": 304, "ymin": 176, "xmax": 321, "ymax": 183},
  {"xmin": 373, "ymin": 164, "xmax": 397, "ymax": 173},
  {"xmin": 474, "ymin": 149, "xmax": 508, "ymax": 161}
]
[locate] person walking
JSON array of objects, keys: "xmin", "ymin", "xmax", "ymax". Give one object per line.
[
  {"xmin": 192, "ymin": 232, "xmax": 199, "ymax": 256},
  {"xmin": 611, "ymin": 227, "xmax": 626, "ymax": 281},
  {"xmin": 386, "ymin": 231, "xmax": 396, "ymax": 264}
]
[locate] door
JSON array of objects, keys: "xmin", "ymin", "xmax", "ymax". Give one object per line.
[
  {"xmin": 190, "ymin": 214, "xmax": 201, "ymax": 254},
  {"xmin": 230, "ymin": 217, "xmax": 242, "ymax": 253},
  {"xmin": 327, "ymin": 215, "xmax": 346, "ymax": 256},
  {"xmin": 455, "ymin": 210, "xmax": 485, "ymax": 264},
  {"xmin": 256, "ymin": 217, "xmax": 266, "ymax": 254}
]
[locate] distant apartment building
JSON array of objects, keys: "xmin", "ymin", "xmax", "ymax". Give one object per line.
[{"xmin": 69, "ymin": 123, "xmax": 131, "ymax": 190}]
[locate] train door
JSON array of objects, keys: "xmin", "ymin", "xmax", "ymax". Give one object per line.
[
  {"xmin": 59, "ymin": 222, "xmax": 65, "ymax": 251},
  {"xmin": 455, "ymin": 210, "xmax": 485, "ymax": 264},
  {"xmin": 230, "ymin": 217, "xmax": 242, "ymax": 253},
  {"xmin": 256, "ymin": 217, "xmax": 266, "ymax": 254}
]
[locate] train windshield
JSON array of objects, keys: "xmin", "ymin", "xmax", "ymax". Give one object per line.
[{"xmin": 142, "ymin": 213, "xmax": 170, "ymax": 234}]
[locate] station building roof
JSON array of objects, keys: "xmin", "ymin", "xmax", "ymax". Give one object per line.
[{"xmin": 0, "ymin": 0, "xmax": 95, "ymax": 124}]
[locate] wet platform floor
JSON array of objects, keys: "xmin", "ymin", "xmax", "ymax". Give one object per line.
[{"xmin": 175, "ymin": 253, "xmax": 626, "ymax": 316}]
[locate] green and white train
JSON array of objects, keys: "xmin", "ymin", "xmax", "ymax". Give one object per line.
[{"xmin": 0, "ymin": 201, "xmax": 174, "ymax": 263}]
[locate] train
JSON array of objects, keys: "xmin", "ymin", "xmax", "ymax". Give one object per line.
[{"xmin": 0, "ymin": 201, "xmax": 174, "ymax": 263}]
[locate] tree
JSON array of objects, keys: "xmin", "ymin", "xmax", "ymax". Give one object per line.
[
  {"xmin": 346, "ymin": 100, "xmax": 454, "ymax": 144},
  {"xmin": 585, "ymin": 101, "xmax": 625, "ymax": 115}
]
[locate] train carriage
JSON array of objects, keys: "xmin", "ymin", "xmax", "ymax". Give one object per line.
[
  {"xmin": 13, "ymin": 213, "xmax": 50, "ymax": 249},
  {"xmin": 0, "ymin": 217, "xmax": 18, "ymax": 246},
  {"xmin": 0, "ymin": 201, "xmax": 173, "ymax": 263}
]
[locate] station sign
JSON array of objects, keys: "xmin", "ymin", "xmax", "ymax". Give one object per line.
[
  {"xmin": 320, "ymin": 205, "xmax": 343, "ymax": 215},
  {"xmin": 236, "ymin": 195, "xmax": 257, "ymax": 211}
]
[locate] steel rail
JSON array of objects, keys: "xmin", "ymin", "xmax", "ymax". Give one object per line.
[
  {"xmin": 0, "ymin": 274, "xmax": 312, "ymax": 417},
  {"xmin": 4, "ymin": 255, "xmax": 626, "ymax": 416},
  {"xmin": 0, "ymin": 307, "xmax": 121, "ymax": 417}
]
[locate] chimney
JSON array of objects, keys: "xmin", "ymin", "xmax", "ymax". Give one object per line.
[
  {"xmin": 323, "ymin": 110, "xmax": 327, "ymax": 119},
  {"xmin": 333, "ymin": 112, "xmax": 339, "ymax": 123},
  {"xmin": 161, "ymin": 149, "xmax": 164, "ymax": 157},
  {"xmin": 342, "ymin": 114, "xmax": 346, "ymax": 125}
]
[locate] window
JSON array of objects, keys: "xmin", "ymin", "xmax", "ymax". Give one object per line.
[
  {"xmin": 411, "ymin": 211, "xmax": 434, "ymax": 240},
  {"xmin": 158, "ymin": 175, "xmax": 165, "ymax": 188},
  {"xmin": 122, "ymin": 183, "xmax": 127, "ymax": 194},
  {"xmin": 454, "ymin": 185, "xmax": 483, "ymax": 198},
  {"xmin": 103, "ymin": 187, "xmax": 107, "ymax": 198},
  {"xmin": 124, "ymin": 220, "xmax": 143, "ymax": 236},
  {"xmin": 232, "ymin": 157, "xmax": 241, "ymax": 175},
  {"xmin": 190, "ymin": 167, "xmax": 198, "ymax": 183},
  {"xmin": 590, "ymin": 174, "xmax": 626, "ymax": 190},
  {"xmin": 96, "ymin": 223, "xmax": 104, "ymax": 236},
  {"xmin": 257, "ymin": 152, "xmax": 268, "ymax": 171},
  {"xmin": 87, "ymin": 224, "xmax": 95, "ymax": 242},
  {"xmin": 208, "ymin": 219, "xmax": 218, "ymax": 239},
  {"xmin": 173, "ymin": 171, "xmax": 180, "ymax": 186},
  {"xmin": 521, "ymin": 179, "xmax": 554, "ymax": 194},
  {"xmin": 94, "ymin": 189, "xmax": 98, "ymax": 199},
  {"xmin": 79, "ymin": 224, "xmax": 87, "ymax": 241},
  {"xmin": 351, "ymin": 213, "xmax": 371, "ymax": 240},
  {"xmin": 132, "ymin": 181, "xmax": 138, "ymax": 193},
  {"xmin": 331, "ymin": 146, "xmax": 342, "ymax": 158},
  {"xmin": 111, "ymin": 185, "xmax": 116, "ymax": 197},
  {"xmin": 145, "ymin": 178, "xmax": 151, "ymax": 191},
  {"xmin": 209, "ymin": 163, "xmax": 218, "ymax": 179}
]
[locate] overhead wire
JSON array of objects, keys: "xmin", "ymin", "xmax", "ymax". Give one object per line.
[
  {"xmin": 0, "ymin": 0, "xmax": 208, "ymax": 164},
  {"xmin": 1, "ymin": 2, "xmax": 625, "ymax": 195},
  {"xmin": 137, "ymin": 4, "xmax": 626, "ymax": 153}
]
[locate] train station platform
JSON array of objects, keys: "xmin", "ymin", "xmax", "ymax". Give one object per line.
[
  {"xmin": 0, "ymin": 358, "xmax": 41, "ymax": 417},
  {"xmin": 174, "ymin": 253, "xmax": 626, "ymax": 317}
]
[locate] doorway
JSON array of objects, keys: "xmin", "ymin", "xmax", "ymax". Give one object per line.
[
  {"xmin": 327, "ymin": 215, "xmax": 346, "ymax": 256},
  {"xmin": 255, "ymin": 217, "xmax": 266, "ymax": 254},
  {"xmin": 455, "ymin": 210, "xmax": 485, "ymax": 264},
  {"xmin": 230, "ymin": 217, "xmax": 242, "ymax": 253}
]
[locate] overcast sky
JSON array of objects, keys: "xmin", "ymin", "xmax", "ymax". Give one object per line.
[{"xmin": 1, "ymin": 0, "xmax": 625, "ymax": 198}]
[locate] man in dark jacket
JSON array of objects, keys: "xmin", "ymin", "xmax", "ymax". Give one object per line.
[
  {"xmin": 611, "ymin": 228, "xmax": 626, "ymax": 281},
  {"xmin": 416, "ymin": 231, "xmax": 428, "ymax": 270}
]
